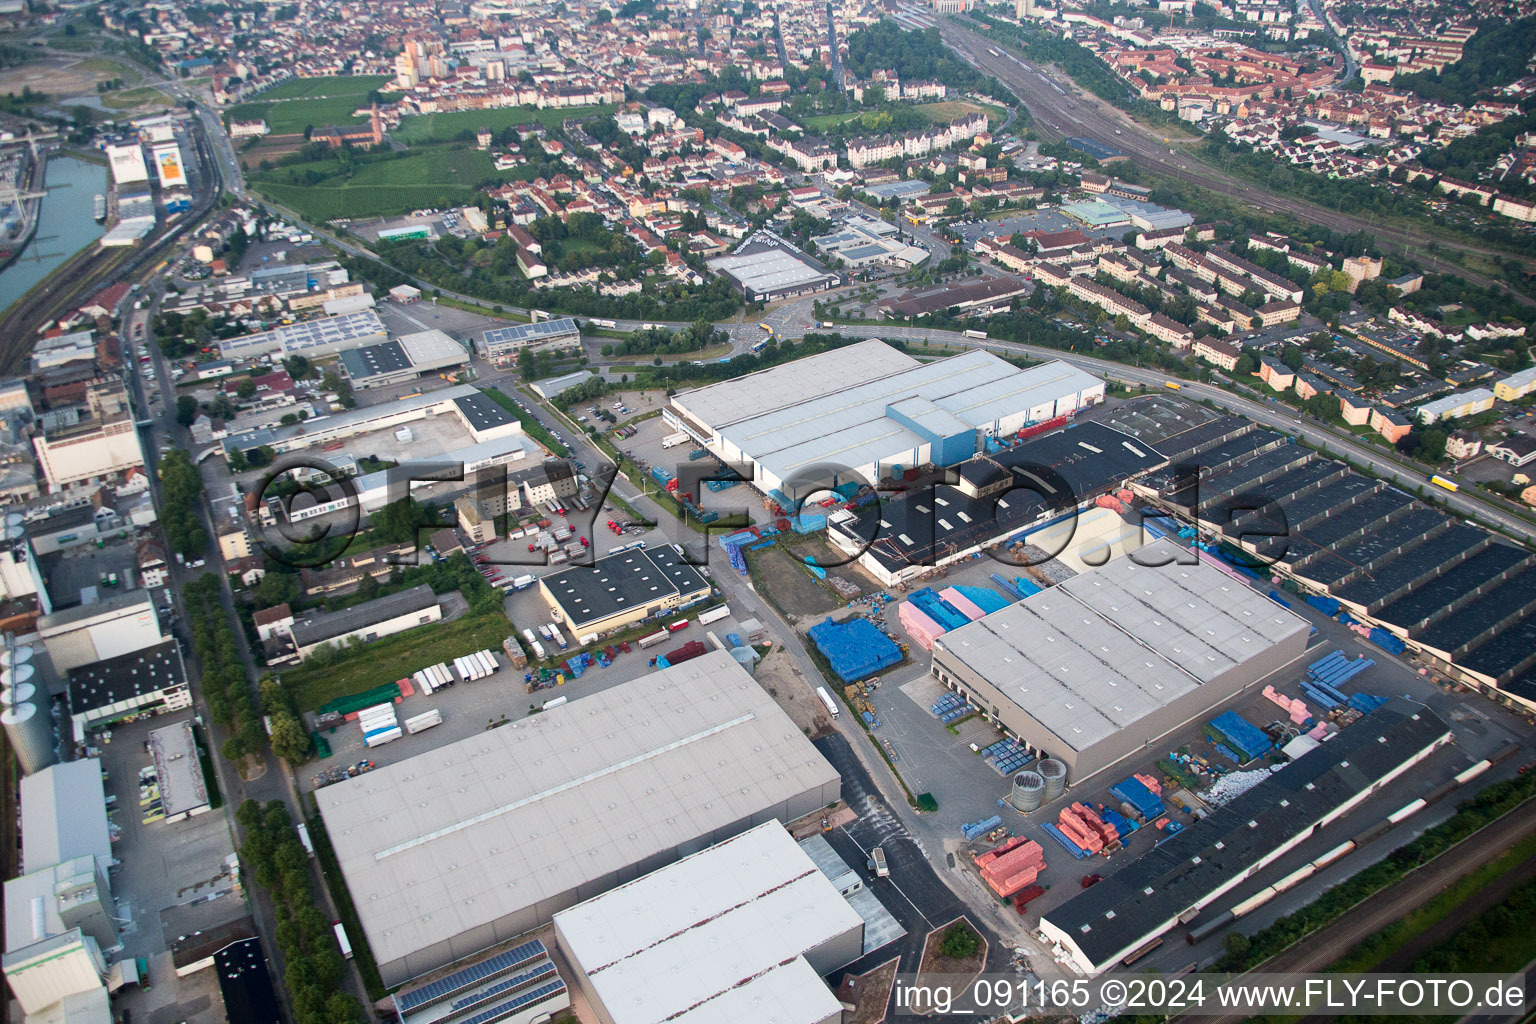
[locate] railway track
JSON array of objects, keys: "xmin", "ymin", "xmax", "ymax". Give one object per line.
[{"xmin": 939, "ymin": 18, "xmax": 1533, "ymax": 301}]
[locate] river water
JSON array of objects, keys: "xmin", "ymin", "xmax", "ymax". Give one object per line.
[{"xmin": 0, "ymin": 155, "xmax": 109, "ymax": 315}]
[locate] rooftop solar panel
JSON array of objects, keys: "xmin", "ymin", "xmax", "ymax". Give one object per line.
[
  {"xmin": 395, "ymin": 940, "xmax": 547, "ymax": 1013},
  {"xmin": 459, "ymin": 980, "xmax": 567, "ymax": 1024}
]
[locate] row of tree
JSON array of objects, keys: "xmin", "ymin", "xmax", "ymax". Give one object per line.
[
  {"xmin": 159, "ymin": 450, "xmax": 209, "ymax": 560},
  {"xmin": 235, "ymin": 800, "xmax": 367, "ymax": 1024}
]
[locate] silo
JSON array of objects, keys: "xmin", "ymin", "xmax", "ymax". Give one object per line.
[
  {"xmin": 1038, "ymin": 757, "xmax": 1068, "ymax": 801},
  {"xmin": 1010, "ymin": 770, "xmax": 1045, "ymax": 812},
  {"xmin": 2, "ymin": 647, "xmax": 55, "ymax": 776}
]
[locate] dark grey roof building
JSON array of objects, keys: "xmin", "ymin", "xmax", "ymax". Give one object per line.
[{"xmin": 1039, "ymin": 699, "xmax": 1452, "ymax": 972}]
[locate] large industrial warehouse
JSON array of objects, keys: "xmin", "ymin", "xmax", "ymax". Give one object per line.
[
  {"xmin": 553, "ymin": 821, "xmax": 865, "ymax": 1024},
  {"xmin": 1039, "ymin": 699, "xmax": 1452, "ymax": 973},
  {"xmin": 665, "ymin": 340, "xmax": 1105, "ymax": 500},
  {"xmin": 1133, "ymin": 416, "xmax": 1536, "ymax": 711},
  {"xmin": 827, "ymin": 421, "xmax": 1166, "ymax": 586},
  {"xmin": 930, "ymin": 539, "xmax": 1311, "ymax": 783},
  {"xmin": 316, "ymin": 652, "xmax": 840, "ymax": 985}
]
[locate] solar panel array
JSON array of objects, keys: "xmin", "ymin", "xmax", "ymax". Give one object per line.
[
  {"xmin": 394, "ymin": 940, "xmax": 547, "ymax": 1013},
  {"xmin": 449, "ymin": 963, "xmax": 559, "ymax": 1015},
  {"xmin": 459, "ymin": 979, "xmax": 568, "ymax": 1024}
]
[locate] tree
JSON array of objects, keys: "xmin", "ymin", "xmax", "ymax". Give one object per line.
[
  {"xmin": 355, "ymin": 571, "xmax": 381, "ymax": 602},
  {"xmin": 1281, "ymin": 344, "xmax": 1305, "ymax": 372},
  {"xmin": 176, "ymin": 395, "xmax": 199, "ymax": 426},
  {"xmin": 254, "ymin": 571, "xmax": 299, "ymax": 608},
  {"xmin": 938, "ymin": 921, "xmax": 980, "ymax": 959},
  {"xmin": 282, "ymin": 355, "xmax": 314, "ymax": 379},
  {"xmin": 1234, "ymin": 352, "xmax": 1257, "ymax": 376},
  {"xmin": 236, "ymin": 377, "xmax": 257, "ymax": 400},
  {"xmin": 267, "ymin": 711, "xmax": 310, "ymax": 766}
]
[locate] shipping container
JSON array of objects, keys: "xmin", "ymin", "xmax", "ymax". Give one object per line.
[
  {"xmin": 697, "ymin": 604, "xmax": 731, "ymax": 626},
  {"xmin": 667, "ymin": 619, "xmax": 690, "ymax": 633},
  {"xmin": 513, "ymin": 574, "xmax": 536, "ymax": 590},
  {"xmin": 296, "ymin": 822, "xmax": 315, "ymax": 858},
  {"xmin": 548, "ymin": 624, "xmax": 569, "ymax": 650},
  {"xmin": 414, "ymin": 670, "xmax": 433, "ymax": 695},
  {"xmin": 638, "ymin": 630, "xmax": 670, "ymax": 649},
  {"xmin": 530, "ymin": 638, "xmax": 547, "ymax": 660},
  {"xmin": 478, "ymin": 651, "xmax": 497, "ymax": 675},
  {"xmin": 364, "ymin": 727, "xmax": 402, "ymax": 748},
  {"xmin": 522, "ymin": 627, "xmax": 538, "ymax": 644},
  {"xmin": 404, "ymin": 709, "xmax": 443, "ymax": 734},
  {"xmin": 543, "ymin": 695, "xmax": 568, "ymax": 710}
]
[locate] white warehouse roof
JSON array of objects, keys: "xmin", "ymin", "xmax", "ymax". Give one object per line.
[
  {"xmin": 553, "ymin": 821, "xmax": 860, "ymax": 1024},
  {"xmin": 316, "ymin": 651, "xmax": 839, "ymax": 980},
  {"xmin": 675, "ymin": 341, "xmax": 1103, "ymax": 485},
  {"xmin": 934, "ymin": 539, "xmax": 1310, "ymax": 753}
]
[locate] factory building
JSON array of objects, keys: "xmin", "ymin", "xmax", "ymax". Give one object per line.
[
  {"xmin": 217, "ymin": 310, "xmax": 389, "ymax": 360},
  {"xmin": 539, "ymin": 544, "xmax": 711, "ymax": 638},
  {"xmin": 481, "ymin": 318, "xmax": 581, "ymax": 366},
  {"xmin": 3, "ymin": 760, "xmax": 117, "ymax": 1020},
  {"xmin": 553, "ymin": 821, "xmax": 864, "ymax": 1024},
  {"xmin": 316, "ymin": 651, "xmax": 840, "ymax": 986},
  {"xmin": 706, "ymin": 236, "xmax": 841, "ymax": 302},
  {"xmin": 338, "ymin": 330, "xmax": 469, "ymax": 390},
  {"xmin": 827, "ymin": 422, "xmax": 1164, "ymax": 586},
  {"xmin": 930, "ymin": 539, "xmax": 1311, "ymax": 783},
  {"xmin": 1040, "ymin": 700, "xmax": 1452, "ymax": 973},
  {"xmin": 1132, "ymin": 415, "xmax": 1536, "ymax": 711},
  {"xmin": 289, "ymin": 585, "xmax": 441, "ymax": 660},
  {"xmin": 666, "ymin": 340, "xmax": 1105, "ymax": 501},
  {"xmin": 223, "ymin": 385, "xmax": 522, "ymax": 459},
  {"xmin": 66, "ymin": 639, "xmax": 192, "ymax": 740}
]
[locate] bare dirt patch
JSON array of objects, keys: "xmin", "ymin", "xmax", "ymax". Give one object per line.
[
  {"xmin": 238, "ymin": 134, "xmax": 307, "ymax": 170},
  {"xmin": 838, "ymin": 957, "xmax": 899, "ymax": 1024},
  {"xmin": 754, "ymin": 644, "xmax": 837, "ymax": 738}
]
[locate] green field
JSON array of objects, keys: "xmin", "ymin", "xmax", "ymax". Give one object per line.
[
  {"xmin": 100, "ymin": 86, "xmax": 171, "ymax": 110},
  {"xmin": 393, "ymin": 103, "xmax": 617, "ymax": 143},
  {"xmin": 280, "ymin": 607, "xmax": 512, "ymax": 711},
  {"xmin": 802, "ymin": 111, "xmax": 864, "ymax": 130},
  {"xmin": 252, "ymin": 146, "xmax": 505, "ymax": 221},
  {"xmin": 259, "ymin": 74, "xmax": 390, "ymax": 100},
  {"xmin": 228, "ymin": 78, "xmax": 402, "ymax": 135},
  {"xmin": 912, "ymin": 99, "xmax": 1008, "ymax": 123}
]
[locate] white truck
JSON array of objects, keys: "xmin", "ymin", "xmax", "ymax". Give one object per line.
[
  {"xmin": 661, "ymin": 431, "xmax": 691, "ymax": 449},
  {"xmin": 869, "ymin": 846, "xmax": 889, "ymax": 878}
]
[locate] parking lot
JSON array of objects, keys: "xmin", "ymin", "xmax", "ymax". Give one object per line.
[
  {"xmin": 94, "ymin": 715, "xmax": 241, "ymax": 1024},
  {"xmin": 374, "ymin": 296, "xmax": 513, "ymax": 351},
  {"xmin": 304, "ymin": 575, "xmax": 776, "ymax": 787}
]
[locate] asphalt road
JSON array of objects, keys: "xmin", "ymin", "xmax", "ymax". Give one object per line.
[{"xmin": 937, "ymin": 17, "xmax": 1531, "ymax": 298}]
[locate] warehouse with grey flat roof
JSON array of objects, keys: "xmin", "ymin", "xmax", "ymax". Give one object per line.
[
  {"xmin": 218, "ymin": 310, "xmax": 388, "ymax": 359},
  {"xmin": 707, "ymin": 237, "xmax": 840, "ymax": 301},
  {"xmin": 339, "ymin": 330, "xmax": 469, "ymax": 390},
  {"xmin": 930, "ymin": 539, "xmax": 1310, "ymax": 783},
  {"xmin": 316, "ymin": 651, "xmax": 841, "ymax": 986}
]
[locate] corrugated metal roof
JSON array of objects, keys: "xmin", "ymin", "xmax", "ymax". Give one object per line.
[
  {"xmin": 935, "ymin": 539, "xmax": 1310, "ymax": 752},
  {"xmin": 317, "ymin": 653, "xmax": 839, "ymax": 975},
  {"xmin": 553, "ymin": 822, "xmax": 859, "ymax": 1024}
]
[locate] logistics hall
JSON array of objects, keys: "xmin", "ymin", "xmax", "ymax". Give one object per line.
[
  {"xmin": 664, "ymin": 340, "xmax": 1105, "ymax": 500},
  {"xmin": 930, "ymin": 540, "xmax": 1311, "ymax": 783},
  {"xmin": 316, "ymin": 651, "xmax": 840, "ymax": 985}
]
